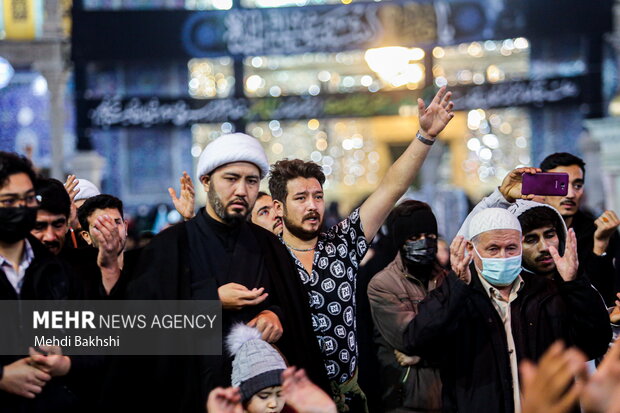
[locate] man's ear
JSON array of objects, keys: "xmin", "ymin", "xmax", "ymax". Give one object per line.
[
  {"xmin": 81, "ymin": 230, "xmax": 93, "ymax": 246},
  {"xmin": 200, "ymin": 175, "xmax": 210, "ymax": 192},
  {"xmin": 465, "ymin": 241, "xmax": 473, "ymax": 253},
  {"xmin": 273, "ymin": 199, "xmax": 284, "ymax": 218}
]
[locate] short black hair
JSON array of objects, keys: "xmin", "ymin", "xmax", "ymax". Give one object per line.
[
  {"xmin": 518, "ymin": 206, "xmax": 561, "ymax": 234},
  {"xmin": 78, "ymin": 194, "xmax": 124, "ymax": 230},
  {"xmin": 518, "ymin": 206, "xmax": 566, "ymax": 252},
  {"xmin": 35, "ymin": 178, "xmax": 71, "ymax": 218},
  {"xmin": 0, "ymin": 151, "xmax": 37, "ymax": 190},
  {"xmin": 540, "ymin": 152, "xmax": 586, "ymax": 178}
]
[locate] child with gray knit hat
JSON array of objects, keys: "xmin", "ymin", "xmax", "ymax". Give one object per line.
[
  {"xmin": 207, "ymin": 324, "xmax": 337, "ymax": 413},
  {"xmin": 227, "ymin": 323, "xmax": 287, "ymax": 413}
]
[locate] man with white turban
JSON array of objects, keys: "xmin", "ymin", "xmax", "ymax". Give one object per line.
[
  {"xmin": 400, "ymin": 207, "xmax": 610, "ymax": 413},
  {"xmin": 109, "ymin": 133, "xmax": 329, "ymax": 413}
]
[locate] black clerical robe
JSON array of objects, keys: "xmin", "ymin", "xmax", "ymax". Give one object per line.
[{"xmin": 102, "ymin": 210, "xmax": 329, "ymax": 413}]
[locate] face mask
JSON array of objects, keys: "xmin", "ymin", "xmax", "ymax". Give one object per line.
[
  {"xmin": 472, "ymin": 245, "xmax": 522, "ymax": 287},
  {"xmin": 401, "ymin": 238, "xmax": 438, "ymax": 266},
  {"xmin": 0, "ymin": 207, "xmax": 38, "ymax": 244}
]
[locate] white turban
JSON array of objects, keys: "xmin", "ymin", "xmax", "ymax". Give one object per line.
[
  {"xmin": 195, "ymin": 133, "xmax": 269, "ymax": 181},
  {"xmin": 74, "ymin": 179, "xmax": 101, "ymax": 201},
  {"xmin": 467, "ymin": 207, "xmax": 521, "ymax": 240}
]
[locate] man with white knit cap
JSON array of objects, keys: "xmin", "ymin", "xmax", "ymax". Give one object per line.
[
  {"xmin": 118, "ymin": 133, "xmax": 329, "ymax": 413},
  {"xmin": 400, "ymin": 207, "xmax": 611, "ymax": 413}
]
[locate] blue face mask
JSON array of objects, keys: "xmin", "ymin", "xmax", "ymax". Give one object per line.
[{"xmin": 472, "ymin": 245, "xmax": 522, "ymax": 287}]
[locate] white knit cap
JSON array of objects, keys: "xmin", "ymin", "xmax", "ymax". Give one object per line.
[
  {"xmin": 467, "ymin": 207, "xmax": 522, "ymax": 240},
  {"xmin": 195, "ymin": 133, "xmax": 269, "ymax": 181},
  {"xmin": 74, "ymin": 179, "xmax": 101, "ymax": 201}
]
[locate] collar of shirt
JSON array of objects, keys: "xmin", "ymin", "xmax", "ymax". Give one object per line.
[
  {"xmin": 0, "ymin": 239, "xmax": 34, "ymax": 269},
  {"xmin": 477, "ymin": 271, "xmax": 524, "ymax": 304},
  {"xmin": 0, "ymin": 239, "xmax": 35, "ymax": 292}
]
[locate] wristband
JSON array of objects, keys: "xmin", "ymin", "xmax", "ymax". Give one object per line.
[{"xmin": 416, "ymin": 131, "xmax": 435, "ymax": 146}]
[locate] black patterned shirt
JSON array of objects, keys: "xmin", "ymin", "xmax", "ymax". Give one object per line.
[{"xmin": 283, "ymin": 208, "xmax": 369, "ymax": 384}]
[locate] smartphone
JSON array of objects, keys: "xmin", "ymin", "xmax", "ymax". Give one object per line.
[{"xmin": 522, "ymin": 172, "xmax": 569, "ymax": 196}]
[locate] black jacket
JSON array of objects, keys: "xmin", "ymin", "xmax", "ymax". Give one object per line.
[
  {"xmin": 571, "ymin": 210, "xmax": 620, "ymax": 306},
  {"xmin": 101, "ymin": 218, "xmax": 330, "ymax": 413},
  {"xmin": 402, "ymin": 267, "xmax": 611, "ymax": 413},
  {"xmin": 0, "ymin": 236, "xmax": 82, "ymax": 413}
]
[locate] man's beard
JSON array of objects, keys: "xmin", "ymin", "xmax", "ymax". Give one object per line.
[
  {"xmin": 282, "ymin": 209, "xmax": 321, "ymax": 241},
  {"xmin": 43, "ymin": 240, "xmax": 62, "ymax": 254},
  {"xmin": 208, "ymin": 184, "xmax": 249, "ymax": 226}
]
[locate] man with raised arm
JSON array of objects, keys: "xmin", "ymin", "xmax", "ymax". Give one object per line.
[{"xmin": 268, "ymin": 87, "xmax": 454, "ymax": 411}]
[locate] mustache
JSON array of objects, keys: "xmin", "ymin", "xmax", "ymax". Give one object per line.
[
  {"xmin": 273, "ymin": 218, "xmax": 282, "ymax": 230},
  {"xmin": 536, "ymin": 253, "xmax": 553, "ymax": 262},
  {"xmin": 43, "ymin": 241, "xmax": 61, "ymax": 249},
  {"xmin": 227, "ymin": 198, "xmax": 248, "ymax": 208},
  {"xmin": 560, "ymin": 200, "xmax": 576, "ymax": 206},
  {"xmin": 303, "ymin": 212, "xmax": 320, "ymax": 221}
]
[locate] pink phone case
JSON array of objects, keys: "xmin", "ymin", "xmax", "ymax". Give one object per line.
[{"xmin": 522, "ymin": 173, "xmax": 569, "ymax": 196}]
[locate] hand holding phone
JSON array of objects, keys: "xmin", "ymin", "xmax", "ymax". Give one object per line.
[{"xmin": 522, "ymin": 173, "xmax": 569, "ymax": 196}]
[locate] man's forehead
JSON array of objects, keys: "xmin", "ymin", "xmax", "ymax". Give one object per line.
[
  {"xmin": 214, "ymin": 161, "xmax": 260, "ymax": 176},
  {"xmin": 286, "ymin": 177, "xmax": 323, "ymax": 193},
  {"xmin": 477, "ymin": 229, "xmax": 521, "ymax": 243},
  {"xmin": 523, "ymin": 224, "xmax": 556, "ymax": 236},
  {"xmin": 255, "ymin": 196, "xmax": 273, "ymax": 207},
  {"xmin": 547, "ymin": 164, "xmax": 583, "ymax": 180},
  {"xmin": 0, "ymin": 172, "xmax": 34, "ymax": 194},
  {"xmin": 89, "ymin": 207, "xmax": 122, "ymax": 221},
  {"xmin": 36, "ymin": 210, "xmax": 68, "ymax": 222}
]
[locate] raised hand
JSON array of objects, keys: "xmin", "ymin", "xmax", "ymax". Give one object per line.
[
  {"xmin": 64, "ymin": 174, "xmax": 80, "ymax": 228},
  {"xmin": 549, "ymin": 228, "xmax": 579, "ymax": 282},
  {"xmin": 91, "ymin": 215, "xmax": 123, "ymax": 294},
  {"xmin": 499, "ymin": 167, "xmax": 541, "ymax": 203},
  {"xmin": 417, "ymin": 86, "xmax": 455, "ymax": 139},
  {"xmin": 450, "ymin": 236, "xmax": 472, "ymax": 284},
  {"xmin": 593, "ymin": 210, "xmax": 620, "ymax": 256},
  {"xmin": 92, "ymin": 215, "xmax": 123, "ymax": 268},
  {"xmin": 520, "ymin": 341, "xmax": 586, "ymax": 413},
  {"xmin": 281, "ymin": 367, "xmax": 337, "ymax": 413},
  {"xmin": 247, "ymin": 310, "xmax": 283, "ymax": 343},
  {"xmin": 64, "ymin": 174, "xmax": 80, "ymax": 202},
  {"xmin": 206, "ymin": 387, "xmax": 243, "ymax": 413},
  {"xmin": 168, "ymin": 171, "xmax": 196, "ymax": 221},
  {"xmin": 218, "ymin": 283, "xmax": 268, "ymax": 311}
]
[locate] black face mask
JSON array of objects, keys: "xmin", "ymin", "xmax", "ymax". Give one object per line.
[
  {"xmin": 401, "ymin": 238, "xmax": 438, "ymax": 267},
  {"xmin": 0, "ymin": 207, "xmax": 38, "ymax": 244}
]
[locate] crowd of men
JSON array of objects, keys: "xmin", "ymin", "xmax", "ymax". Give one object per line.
[{"xmin": 0, "ymin": 85, "xmax": 620, "ymax": 413}]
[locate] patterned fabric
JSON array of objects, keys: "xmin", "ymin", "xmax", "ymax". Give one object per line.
[{"xmin": 284, "ymin": 208, "xmax": 369, "ymax": 384}]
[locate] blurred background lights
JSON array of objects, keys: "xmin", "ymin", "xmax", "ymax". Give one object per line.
[
  {"xmin": 32, "ymin": 75, "xmax": 48, "ymax": 96},
  {"xmin": 364, "ymin": 47, "xmax": 425, "ymax": 87},
  {"xmin": 0, "ymin": 57, "xmax": 14, "ymax": 89}
]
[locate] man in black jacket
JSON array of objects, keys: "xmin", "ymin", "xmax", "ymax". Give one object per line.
[
  {"xmin": 540, "ymin": 152, "xmax": 620, "ymax": 305},
  {"xmin": 0, "ymin": 151, "xmax": 82, "ymax": 413},
  {"xmin": 111, "ymin": 133, "xmax": 328, "ymax": 413},
  {"xmin": 402, "ymin": 207, "xmax": 611, "ymax": 413}
]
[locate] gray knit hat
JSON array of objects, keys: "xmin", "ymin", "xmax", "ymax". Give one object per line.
[{"xmin": 227, "ymin": 324, "xmax": 286, "ymax": 402}]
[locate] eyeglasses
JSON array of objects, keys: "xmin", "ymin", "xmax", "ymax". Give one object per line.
[{"xmin": 0, "ymin": 193, "xmax": 42, "ymax": 208}]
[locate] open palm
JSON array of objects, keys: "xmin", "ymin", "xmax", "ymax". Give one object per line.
[{"xmin": 418, "ymin": 86, "xmax": 455, "ymax": 138}]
